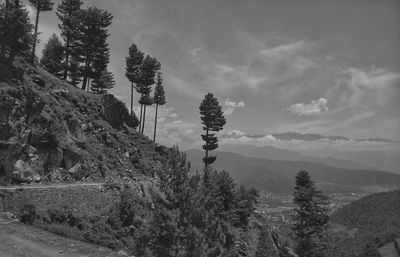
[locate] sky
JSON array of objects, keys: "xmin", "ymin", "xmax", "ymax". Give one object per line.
[{"xmin": 21, "ymin": 0, "xmax": 400, "ymax": 152}]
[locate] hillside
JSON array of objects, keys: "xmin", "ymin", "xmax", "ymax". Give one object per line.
[
  {"xmin": 186, "ymin": 149, "xmax": 400, "ymax": 193},
  {"xmin": 0, "ymin": 59, "xmax": 169, "ymax": 185},
  {"xmin": 331, "ymin": 190, "xmax": 400, "ymax": 241},
  {"xmin": 329, "ymin": 190, "xmax": 400, "ymax": 255}
]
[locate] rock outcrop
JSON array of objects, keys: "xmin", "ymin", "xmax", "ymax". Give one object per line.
[{"xmin": 0, "ymin": 59, "xmax": 168, "ymax": 185}]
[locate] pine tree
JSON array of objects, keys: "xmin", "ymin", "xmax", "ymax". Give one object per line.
[
  {"xmin": 291, "ymin": 170, "xmax": 329, "ymax": 257},
  {"xmin": 125, "ymin": 43, "xmax": 144, "ymax": 117},
  {"xmin": 153, "ymin": 72, "xmax": 166, "ymax": 142},
  {"xmin": 28, "ymin": 0, "xmax": 54, "ymax": 64},
  {"xmin": 199, "ymin": 93, "xmax": 226, "ymax": 167},
  {"xmin": 0, "ymin": 0, "xmax": 33, "ymax": 63},
  {"xmin": 138, "ymin": 55, "xmax": 160, "ymax": 133},
  {"xmin": 77, "ymin": 6, "xmax": 112, "ymax": 91},
  {"xmin": 56, "ymin": 0, "xmax": 83, "ymax": 80},
  {"xmin": 68, "ymin": 56, "xmax": 81, "ymax": 86},
  {"xmin": 40, "ymin": 34, "xmax": 64, "ymax": 77},
  {"xmin": 90, "ymin": 69, "xmax": 115, "ymax": 94}
]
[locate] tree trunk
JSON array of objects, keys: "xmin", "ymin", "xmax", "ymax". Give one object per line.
[
  {"xmin": 204, "ymin": 127, "xmax": 209, "ymax": 167},
  {"xmin": 153, "ymin": 103, "xmax": 158, "ymax": 142},
  {"xmin": 30, "ymin": 3, "xmax": 40, "ymax": 64},
  {"xmin": 63, "ymin": 38, "xmax": 70, "ymax": 80},
  {"xmin": 139, "ymin": 93, "xmax": 143, "ymax": 131},
  {"xmin": 130, "ymin": 82, "xmax": 134, "ymax": 116},
  {"xmin": 141, "ymin": 104, "xmax": 147, "ymax": 133}
]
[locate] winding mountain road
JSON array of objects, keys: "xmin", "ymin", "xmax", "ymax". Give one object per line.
[{"xmin": 0, "ymin": 182, "xmax": 104, "ymax": 191}]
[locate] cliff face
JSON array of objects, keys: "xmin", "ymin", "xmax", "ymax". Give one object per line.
[{"xmin": 0, "ymin": 59, "xmax": 169, "ymax": 185}]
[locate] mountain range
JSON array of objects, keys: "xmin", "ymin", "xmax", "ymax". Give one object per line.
[{"xmin": 186, "ymin": 149, "xmax": 400, "ymax": 193}]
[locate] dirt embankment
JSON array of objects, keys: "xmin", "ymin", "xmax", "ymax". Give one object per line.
[{"xmin": 0, "ymin": 215, "xmax": 121, "ymax": 257}]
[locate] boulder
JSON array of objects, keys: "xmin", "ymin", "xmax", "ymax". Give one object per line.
[{"xmin": 12, "ymin": 160, "xmax": 41, "ymax": 183}]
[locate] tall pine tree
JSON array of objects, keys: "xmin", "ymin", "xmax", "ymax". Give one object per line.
[
  {"xmin": 28, "ymin": 0, "xmax": 54, "ymax": 64},
  {"xmin": 291, "ymin": 170, "xmax": 329, "ymax": 257},
  {"xmin": 138, "ymin": 55, "xmax": 160, "ymax": 133},
  {"xmin": 56, "ymin": 0, "xmax": 83, "ymax": 80},
  {"xmin": 125, "ymin": 43, "xmax": 144, "ymax": 117},
  {"xmin": 199, "ymin": 93, "xmax": 226, "ymax": 167},
  {"xmin": 40, "ymin": 34, "xmax": 64, "ymax": 77},
  {"xmin": 77, "ymin": 6, "xmax": 112, "ymax": 91},
  {"xmin": 153, "ymin": 72, "xmax": 166, "ymax": 142},
  {"xmin": 0, "ymin": 0, "xmax": 33, "ymax": 63}
]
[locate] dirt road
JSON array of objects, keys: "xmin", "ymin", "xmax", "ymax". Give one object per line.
[
  {"xmin": 0, "ymin": 183, "xmax": 104, "ymax": 191},
  {"xmin": 0, "ymin": 216, "xmax": 121, "ymax": 257}
]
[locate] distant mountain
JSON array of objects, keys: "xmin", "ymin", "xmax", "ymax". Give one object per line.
[
  {"xmin": 219, "ymin": 144, "xmax": 373, "ymax": 170},
  {"xmin": 186, "ymin": 149, "xmax": 400, "ymax": 193},
  {"xmin": 223, "ymin": 131, "xmax": 399, "ymax": 144}
]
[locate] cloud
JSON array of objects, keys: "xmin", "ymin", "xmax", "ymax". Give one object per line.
[
  {"xmin": 288, "ymin": 98, "xmax": 328, "ymax": 116},
  {"xmin": 224, "ymin": 98, "xmax": 245, "ymax": 115},
  {"xmin": 330, "ymin": 66, "xmax": 400, "ymax": 108}
]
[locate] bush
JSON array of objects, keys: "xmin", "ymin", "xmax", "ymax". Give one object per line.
[
  {"xmin": 47, "ymin": 205, "xmax": 81, "ymax": 226},
  {"xmin": 20, "ymin": 204, "xmax": 36, "ymax": 225}
]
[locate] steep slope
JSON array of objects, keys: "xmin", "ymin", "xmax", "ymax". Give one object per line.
[
  {"xmin": 186, "ymin": 149, "xmax": 400, "ymax": 193},
  {"xmin": 0, "ymin": 59, "xmax": 170, "ymax": 185},
  {"xmin": 219, "ymin": 144, "xmax": 374, "ymax": 170},
  {"xmin": 330, "ymin": 190, "xmax": 400, "ymax": 253}
]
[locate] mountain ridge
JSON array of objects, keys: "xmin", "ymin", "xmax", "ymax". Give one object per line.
[{"xmin": 186, "ymin": 149, "xmax": 400, "ymax": 193}]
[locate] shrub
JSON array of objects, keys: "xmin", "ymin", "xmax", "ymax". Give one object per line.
[{"xmin": 20, "ymin": 204, "xmax": 36, "ymax": 225}]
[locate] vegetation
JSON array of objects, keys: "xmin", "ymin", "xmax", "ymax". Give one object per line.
[
  {"xmin": 40, "ymin": 34, "xmax": 64, "ymax": 77},
  {"xmin": 291, "ymin": 170, "xmax": 329, "ymax": 257},
  {"xmin": 328, "ymin": 189, "xmax": 400, "ymax": 256},
  {"xmin": 138, "ymin": 55, "xmax": 161, "ymax": 133},
  {"xmin": 28, "ymin": 0, "xmax": 54, "ymax": 64},
  {"xmin": 199, "ymin": 93, "xmax": 226, "ymax": 167},
  {"xmin": 0, "ymin": 0, "xmax": 33, "ymax": 63},
  {"xmin": 125, "ymin": 43, "xmax": 144, "ymax": 116},
  {"xmin": 56, "ymin": 0, "xmax": 83, "ymax": 80},
  {"xmin": 153, "ymin": 72, "xmax": 166, "ymax": 142}
]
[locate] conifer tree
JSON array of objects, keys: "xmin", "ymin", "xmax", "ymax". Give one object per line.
[
  {"xmin": 90, "ymin": 69, "xmax": 115, "ymax": 94},
  {"xmin": 56, "ymin": 0, "xmax": 83, "ymax": 80},
  {"xmin": 40, "ymin": 34, "xmax": 64, "ymax": 77},
  {"xmin": 138, "ymin": 55, "xmax": 160, "ymax": 133},
  {"xmin": 28, "ymin": 0, "xmax": 54, "ymax": 64},
  {"xmin": 199, "ymin": 93, "xmax": 226, "ymax": 167},
  {"xmin": 77, "ymin": 6, "xmax": 112, "ymax": 91},
  {"xmin": 0, "ymin": 0, "xmax": 33, "ymax": 63},
  {"xmin": 291, "ymin": 170, "xmax": 329, "ymax": 257},
  {"xmin": 68, "ymin": 56, "xmax": 80, "ymax": 86},
  {"xmin": 153, "ymin": 72, "xmax": 166, "ymax": 142},
  {"xmin": 125, "ymin": 43, "xmax": 144, "ymax": 117}
]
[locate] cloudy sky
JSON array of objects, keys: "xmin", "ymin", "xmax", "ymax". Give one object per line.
[{"xmin": 23, "ymin": 0, "xmax": 400, "ymax": 151}]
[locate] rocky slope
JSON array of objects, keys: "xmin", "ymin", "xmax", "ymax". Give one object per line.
[{"xmin": 0, "ymin": 59, "xmax": 170, "ymax": 185}]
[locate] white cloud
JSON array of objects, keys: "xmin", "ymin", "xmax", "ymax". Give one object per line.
[
  {"xmin": 340, "ymin": 66, "xmax": 400, "ymax": 107},
  {"xmin": 224, "ymin": 98, "xmax": 245, "ymax": 115},
  {"xmin": 288, "ymin": 98, "xmax": 328, "ymax": 116}
]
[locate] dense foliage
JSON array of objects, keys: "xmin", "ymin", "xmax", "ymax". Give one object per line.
[
  {"xmin": 56, "ymin": 0, "xmax": 83, "ymax": 80},
  {"xmin": 0, "ymin": 0, "xmax": 33, "ymax": 63},
  {"xmin": 40, "ymin": 34, "xmax": 64, "ymax": 77},
  {"xmin": 328, "ymin": 189, "xmax": 400, "ymax": 256}
]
